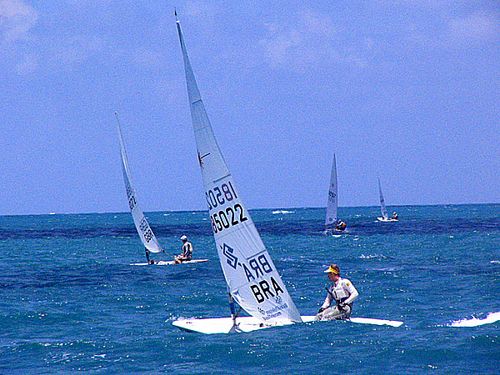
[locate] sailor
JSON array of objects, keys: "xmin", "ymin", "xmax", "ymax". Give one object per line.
[
  {"xmin": 335, "ymin": 220, "xmax": 347, "ymax": 231},
  {"xmin": 144, "ymin": 248, "xmax": 156, "ymax": 264},
  {"xmin": 392, "ymin": 211, "xmax": 398, "ymax": 220},
  {"xmin": 174, "ymin": 235, "xmax": 193, "ymax": 264},
  {"xmin": 316, "ymin": 264, "xmax": 359, "ymax": 321}
]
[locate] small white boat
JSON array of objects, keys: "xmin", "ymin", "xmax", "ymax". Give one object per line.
[
  {"xmin": 130, "ymin": 259, "xmax": 209, "ymax": 266},
  {"xmin": 324, "ymin": 154, "xmax": 347, "ymax": 234},
  {"xmin": 377, "ymin": 178, "xmax": 398, "ymax": 222},
  {"xmin": 115, "ymin": 113, "xmax": 207, "ymax": 265}
]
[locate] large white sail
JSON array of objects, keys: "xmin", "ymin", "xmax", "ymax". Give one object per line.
[
  {"xmin": 325, "ymin": 154, "xmax": 338, "ymax": 228},
  {"xmin": 115, "ymin": 113, "xmax": 163, "ymax": 253},
  {"xmin": 378, "ymin": 178, "xmax": 389, "ymax": 220},
  {"xmin": 176, "ymin": 16, "xmax": 301, "ymax": 324}
]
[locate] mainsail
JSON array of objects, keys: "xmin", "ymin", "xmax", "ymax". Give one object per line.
[
  {"xmin": 325, "ymin": 154, "xmax": 338, "ymax": 228},
  {"xmin": 378, "ymin": 178, "xmax": 389, "ymax": 220},
  {"xmin": 115, "ymin": 113, "xmax": 163, "ymax": 253},
  {"xmin": 176, "ymin": 16, "xmax": 301, "ymax": 324}
]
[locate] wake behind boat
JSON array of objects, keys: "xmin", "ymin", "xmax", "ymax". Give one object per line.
[{"xmin": 449, "ymin": 312, "xmax": 500, "ymax": 327}]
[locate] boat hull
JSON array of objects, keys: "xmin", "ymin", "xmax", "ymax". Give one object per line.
[
  {"xmin": 130, "ymin": 259, "xmax": 209, "ymax": 266},
  {"xmin": 172, "ymin": 315, "xmax": 403, "ymax": 334},
  {"xmin": 377, "ymin": 217, "xmax": 399, "ymax": 222}
]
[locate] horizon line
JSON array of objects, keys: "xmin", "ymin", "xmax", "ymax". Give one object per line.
[{"xmin": 1, "ymin": 202, "xmax": 498, "ymax": 218}]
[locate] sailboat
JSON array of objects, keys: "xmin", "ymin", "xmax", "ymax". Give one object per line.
[
  {"xmin": 114, "ymin": 113, "xmax": 208, "ymax": 266},
  {"xmin": 171, "ymin": 14, "xmax": 402, "ymax": 333},
  {"xmin": 324, "ymin": 154, "xmax": 346, "ymax": 234},
  {"xmin": 377, "ymin": 178, "xmax": 398, "ymax": 222}
]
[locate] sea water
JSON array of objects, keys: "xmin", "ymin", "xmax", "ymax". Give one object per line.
[{"xmin": 0, "ymin": 204, "xmax": 498, "ymax": 373}]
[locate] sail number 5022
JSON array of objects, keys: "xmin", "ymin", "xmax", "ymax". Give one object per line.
[{"xmin": 210, "ymin": 204, "xmax": 248, "ymax": 233}]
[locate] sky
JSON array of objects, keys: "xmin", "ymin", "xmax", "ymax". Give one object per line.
[{"xmin": 0, "ymin": 0, "xmax": 498, "ymax": 215}]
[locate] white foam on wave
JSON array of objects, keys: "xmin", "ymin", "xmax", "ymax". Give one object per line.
[
  {"xmin": 490, "ymin": 260, "xmax": 500, "ymax": 264},
  {"xmin": 449, "ymin": 312, "xmax": 500, "ymax": 327},
  {"xmin": 272, "ymin": 210, "xmax": 294, "ymax": 214},
  {"xmin": 359, "ymin": 254, "xmax": 387, "ymax": 260}
]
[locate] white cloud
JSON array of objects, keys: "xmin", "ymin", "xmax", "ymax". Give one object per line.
[
  {"xmin": 259, "ymin": 9, "xmax": 366, "ymax": 71},
  {"xmin": 0, "ymin": 0, "xmax": 37, "ymax": 43},
  {"xmin": 51, "ymin": 35, "xmax": 106, "ymax": 67},
  {"xmin": 448, "ymin": 11, "xmax": 498, "ymax": 43},
  {"xmin": 131, "ymin": 48, "xmax": 163, "ymax": 69},
  {"xmin": 15, "ymin": 53, "xmax": 37, "ymax": 74}
]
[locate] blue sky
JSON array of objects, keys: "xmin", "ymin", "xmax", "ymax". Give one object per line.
[{"xmin": 0, "ymin": 0, "xmax": 498, "ymax": 215}]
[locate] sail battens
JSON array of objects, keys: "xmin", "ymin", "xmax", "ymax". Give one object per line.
[
  {"xmin": 176, "ymin": 16, "xmax": 301, "ymax": 324},
  {"xmin": 213, "ymin": 174, "xmax": 231, "ymax": 183},
  {"xmin": 245, "ymin": 249, "xmax": 268, "ymax": 260}
]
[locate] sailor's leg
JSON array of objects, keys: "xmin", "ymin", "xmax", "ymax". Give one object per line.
[
  {"xmin": 145, "ymin": 248, "xmax": 151, "ymax": 263},
  {"xmin": 316, "ymin": 305, "xmax": 351, "ymax": 321}
]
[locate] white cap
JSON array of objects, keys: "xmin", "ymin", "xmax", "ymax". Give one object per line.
[{"xmin": 180, "ymin": 235, "xmax": 187, "ymax": 241}]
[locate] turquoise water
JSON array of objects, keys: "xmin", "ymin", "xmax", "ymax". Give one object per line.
[{"xmin": 0, "ymin": 204, "xmax": 498, "ymax": 373}]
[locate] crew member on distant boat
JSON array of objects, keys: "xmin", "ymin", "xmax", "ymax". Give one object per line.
[
  {"xmin": 335, "ymin": 220, "xmax": 347, "ymax": 231},
  {"xmin": 316, "ymin": 264, "xmax": 359, "ymax": 321},
  {"xmin": 174, "ymin": 235, "xmax": 193, "ymax": 264},
  {"xmin": 392, "ymin": 212, "xmax": 398, "ymax": 220},
  {"xmin": 144, "ymin": 248, "xmax": 156, "ymax": 264}
]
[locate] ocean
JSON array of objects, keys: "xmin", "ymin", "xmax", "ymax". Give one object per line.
[{"xmin": 0, "ymin": 204, "xmax": 498, "ymax": 373}]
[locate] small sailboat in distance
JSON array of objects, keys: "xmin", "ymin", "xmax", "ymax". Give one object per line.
[
  {"xmin": 114, "ymin": 113, "xmax": 208, "ymax": 266},
  {"xmin": 324, "ymin": 154, "xmax": 347, "ymax": 234},
  {"xmin": 377, "ymin": 178, "xmax": 398, "ymax": 222},
  {"xmin": 171, "ymin": 13, "xmax": 402, "ymax": 333}
]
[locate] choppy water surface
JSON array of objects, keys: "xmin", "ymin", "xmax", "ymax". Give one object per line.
[{"xmin": 0, "ymin": 204, "xmax": 498, "ymax": 373}]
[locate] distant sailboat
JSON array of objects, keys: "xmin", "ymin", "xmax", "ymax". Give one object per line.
[
  {"xmin": 115, "ymin": 113, "xmax": 208, "ymax": 266},
  {"xmin": 115, "ymin": 113, "xmax": 164, "ymax": 259},
  {"xmin": 377, "ymin": 178, "xmax": 398, "ymax": 222},
  {"xmin": 324, "ymin": 154, "xmax": 346, "ymax": 234},
  {"xmin": 171, "ymin": 14, "xmax": 402, "ymax": 333}
]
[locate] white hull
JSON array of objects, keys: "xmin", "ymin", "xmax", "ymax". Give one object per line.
[
  {"xmin": 130, "ymin": 259, "xmax": 209, "ymax": 266},
  {"xmin": 324, "ymin": 229, "xmax": 347, "ymax": 237},
  {"xmin": 172, "ymin": 315, "xmax": 403, "ymax": 334},
  {"xmin": 377, "ymin": 217, "xmax": 398, "ymax": 222}
]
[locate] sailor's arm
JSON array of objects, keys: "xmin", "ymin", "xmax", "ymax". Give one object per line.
[
  {"xmin": 343, "ymin": 280, "xmax": 359, "ymax": 305},
  {"xmin": 321, "ymin": 289, "xmax": 333, "ymax": 309}
]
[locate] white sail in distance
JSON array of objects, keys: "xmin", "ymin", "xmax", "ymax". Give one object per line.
[
  {"xmin": 378, "ymin": 178, "xmax": 389, "ymax": 220},
  {"xmin": 325, "ymin": 154, "xmax": 338, "ymax": 228},
  {"xmin": 175, "ymin": 16, "xmax": 301, "ymax": 324},
  {"xmin": 115, "ymin": 113, "xmax": 163, "ymax": 253}
]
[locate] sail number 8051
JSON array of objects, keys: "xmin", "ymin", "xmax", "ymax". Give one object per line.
[{"xmin": 210, "ymin": 204, "xmax": 248, "ymax": 233}]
